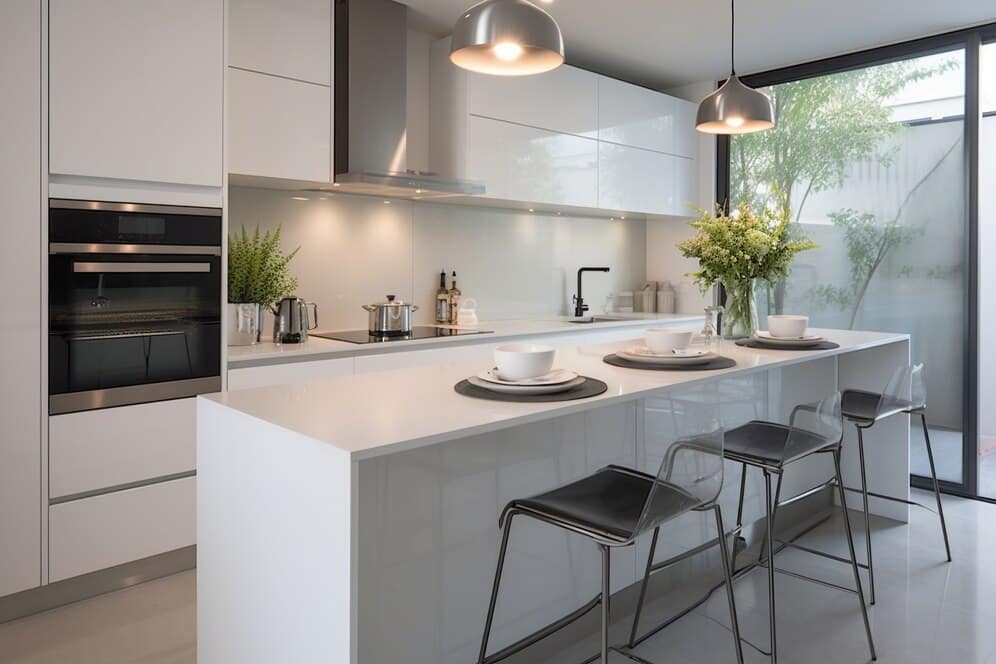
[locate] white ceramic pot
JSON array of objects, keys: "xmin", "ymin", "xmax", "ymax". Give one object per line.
[
  {"xmin": 493, "ymin": 343, "xmax": 556, "ymax": 381},
  {"xmin": 767, "ymin": 315, "xmax": 809, "ymax": 338},
  {"xmin": 644, "ymin": 328, "xmax": 693, "ymax": 354}
]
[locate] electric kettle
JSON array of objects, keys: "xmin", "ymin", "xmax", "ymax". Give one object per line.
[{"xmin": 272, "ymin": 297, "xmax": 318, "ymax": 344}]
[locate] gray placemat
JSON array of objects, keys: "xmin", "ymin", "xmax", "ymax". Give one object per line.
[
  {"xmin": 454, "ymin": 376, "xmax": 608, "ymax": 402},
  {"xmin": 602, "ymin": 354, "xmax": 737, "ymax": 371},
  {"xmin": 735, "ymin": 338, "xmax": 840, "ymax": 351}
]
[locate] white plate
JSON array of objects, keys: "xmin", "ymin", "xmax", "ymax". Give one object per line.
[
  {"xmin": 754, "ymin": 331, "xmax": 824, "ymax": 347},
  {"xmin": 467, "ymin": 375, "xmax": 586, "ymax": 395},
  {"xmin": 617, "ymin": 346, "xmax": 716, "ymax": 366},
  {"xmin": 477, "ymin": 368, "xmax": 579, "ymax": 387}
]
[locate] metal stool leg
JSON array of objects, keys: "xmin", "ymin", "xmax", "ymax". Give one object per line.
[
  {"xmin": 763, "ymin": 470, "xmax": 778, "ymax": 664},
  {"xmin": 628, "ymin": 527, "xmax": 660, "ymax": 648},
  {"xmin": 714, "ymin": 504, "xmax": 745, "ymax": 664},
  {"xmin": 833, "ymin": 449, "xmax": 878, "ymax": 661},
  {"xmin": 733, "ymin": 463, "xmax": 748, "ymax": 571},
  {"xmin": 758, "ymin": 473, "xmax": 783, "ymax": 565},
  {"xmin": 478, "ymin": 512, "xmax": 516, "ymax": 664},
  {"xmin": 854, "ymin": 425, "xmax": 876, "ymax": 605},
  {"xmin": 600, "ymin": 544, "xmax": 611, "ymax": 664},
  {"xmin": 919, "ymin": 412, "xmax": 953, "ymax": 562}
]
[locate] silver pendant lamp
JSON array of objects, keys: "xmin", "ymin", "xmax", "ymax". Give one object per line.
[
  {"xmin": 450, "ymin": 0, "xmax": 564, "ymax": 76},
  {"xmin": 696, "ymin": 0, "xmax": 775, "ymax": 134}
]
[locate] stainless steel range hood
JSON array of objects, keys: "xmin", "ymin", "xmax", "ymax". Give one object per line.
[{"xmin": 333, "ymin": 0, "xmax": 484, "ymax": 199}]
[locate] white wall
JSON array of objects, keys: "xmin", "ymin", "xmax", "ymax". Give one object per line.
[
  {"xmin": 646, "ymin": 80, "xmax": 716, "ymax": 313},
  {"xmin": 228, "ymin": 187, "xmax": 646, "ymax": 329}
]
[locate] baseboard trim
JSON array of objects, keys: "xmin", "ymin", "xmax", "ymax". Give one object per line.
[{"xmin": 0, "ymin": 546, "xmax": 195, "ymax": 624}]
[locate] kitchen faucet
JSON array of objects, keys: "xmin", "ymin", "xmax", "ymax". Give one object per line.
[{"xmin": 573, "ymin": 267, "xmax": 610, "ymax": 318}]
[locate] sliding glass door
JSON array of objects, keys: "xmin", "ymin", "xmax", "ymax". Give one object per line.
[
  {"xmin": 726, "ymin": 47, "xmax": 972, "ymax": 490},
  {"xmin": 978, "ymin": 41, "xmax": 996, "ymax": 498}
]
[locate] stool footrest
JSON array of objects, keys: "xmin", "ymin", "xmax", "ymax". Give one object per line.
[{"xmin": 839, "ymin": 484, "xmax": 940, "ymax": 515}]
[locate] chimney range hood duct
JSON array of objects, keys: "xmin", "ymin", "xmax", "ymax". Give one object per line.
[{"xmin": 333, "ymin": 0, "xmax": 485, "ymax": 198}]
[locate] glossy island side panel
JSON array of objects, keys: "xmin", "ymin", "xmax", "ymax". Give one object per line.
[{"xmin": 197, "ymin": 335, "xmax": 910, "ymax": 663}]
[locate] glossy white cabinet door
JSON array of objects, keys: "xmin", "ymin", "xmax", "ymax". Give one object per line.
[
  {"xmin": 49, "ymin": 477, "xmax": 196, "ymax": 583},
  {"xmin": 229, "ymin": 0, "xmax": 331, "ymax": 85},
  {"xmin": 228, "ymin": 357, "xmax": 354, "ymax": 390},
  {"xmin": 673, "ymin": 98, "xmax": 698, "ymax": 159},
  {"xmin": 467, "ymin": 116, "xmax": 598, "ymax": 208},
  {"xmin": 468, "ymin": 64, "xmax": 598, "ymax": 138},
  {"xmin": 0, "ymin": 0, "xmax": 41, "ymax": 598},
  {"xmin": 227, "ymin": 68, "xmax": 332, "ymax": 183},
  {"xmin": 598, "ymin": 142, "xmax": 674, "ymax": 214},
  {"xmin": 598, "ymin": 76, "xmax": 676, "ymax": 154},
  {"xmin": 50, "ymin": 0, "xmax": 223, "ymax": 187},
  {"xmin": 599, "ymin": 142, "xmax": 697, "ymax": 216},
  {"xmin": 49, "ymin": 399, "xmax": 196, "ymax": 500}
]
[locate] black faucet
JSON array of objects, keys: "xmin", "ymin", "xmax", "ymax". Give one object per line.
[{"xmin": 573, "ymin": 267, "xmax": 611, "ymax": 318}]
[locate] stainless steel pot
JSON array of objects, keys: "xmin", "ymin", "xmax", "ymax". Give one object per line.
[{"xmin": 362, "ymin": 295, "xmax": 417, "ymax": 335}]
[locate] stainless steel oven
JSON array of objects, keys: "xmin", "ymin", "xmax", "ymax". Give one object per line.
[{"xmin": 48, "ymin": 200, "xmax": 222, "ymax": 414}]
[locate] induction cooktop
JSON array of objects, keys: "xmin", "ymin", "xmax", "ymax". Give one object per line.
[{"xmin": 313, "ymin": 326, "xmax": 493, "ymax": 345}]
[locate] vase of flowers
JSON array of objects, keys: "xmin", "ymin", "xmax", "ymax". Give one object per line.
[
  {"xmin": 227, "ymin": 225, "xmax": 299, "ymax": 345},
  {"xmin": 678, "ymin": 202, "xmax": 816, "ymax": 339}
]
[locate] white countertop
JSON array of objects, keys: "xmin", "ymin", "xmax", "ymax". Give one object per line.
[
  {"xmin": 204, "ymin": 328, "xmax": 909, "ymax": 461},
  {"xmin": 226, "ymin": 313, "xmax": 703, "ymax": 367}
]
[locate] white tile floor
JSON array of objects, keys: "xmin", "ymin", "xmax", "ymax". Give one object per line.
[{"xmin": 0, "ymin": 490, "xmax": 992, "ymax": 664}]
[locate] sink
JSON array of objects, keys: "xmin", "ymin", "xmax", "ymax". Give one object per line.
[{"xmin": 567, "ymin": 316, "xmax": 626, "ymax": 324}]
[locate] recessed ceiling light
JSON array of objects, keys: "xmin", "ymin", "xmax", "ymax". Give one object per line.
[
  {"xmin": 383, "ymin": 200, "xmax": 391, "ymax": 205},
  {"xmin": 528, "ymin": 208, "xmax": 534, "ymax": 212},
  {"xmin": 332, "ymin": 183, "xmax": 341, "ymax": 187},
  {"xmin": 291, "ymin": 196, "xmax": 309, "ymax": 201}
]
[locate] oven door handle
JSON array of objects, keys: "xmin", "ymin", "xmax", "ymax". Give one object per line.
[
  {"xmin": 73, "ymin": 262, "xmax": 211, "ymax": 274},
  {"xmin": 50, "ymin": 243, "xmax": 221, "ymax": 256}
]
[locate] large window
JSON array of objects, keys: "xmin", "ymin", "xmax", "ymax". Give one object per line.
[
  {"xmin": 978, "ymin": 41, "xmax": 996, "ymax": 498},
  {"xmin": 728, "ymin": 49, "xmax": 971, "ymax": 488}
]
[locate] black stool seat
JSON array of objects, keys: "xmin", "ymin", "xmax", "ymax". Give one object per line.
[
  {"xmin": 509, "ymin": 466, "xmax": 699, "ymax": 542},
  {"xmin": 724, "ymin": 421, "xmax": 832, "ymax": 466},
  {"xmin": 841, "ymin": 389, "xmax": 916, "ymax": 424}
]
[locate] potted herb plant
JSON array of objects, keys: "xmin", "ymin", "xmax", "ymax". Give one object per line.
[
  {"xmin": 678, "ymin": 202, "xmax": 816, "ymax": 338},
  {"xmin": 227, "ymin": 225, "xmax": 299, "ymax": 345}
]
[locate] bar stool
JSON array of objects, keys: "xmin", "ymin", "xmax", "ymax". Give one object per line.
[
  {"xmin": 477, "ymin": 407, "xmax": 744, "ymax": 664},
  {"xmin": 723, "ymin": 393, "xmax": 876, "ymax": 664},
  {"xmin": 841, "ymin": 362, "xmax": 952, "ymax": 606}
]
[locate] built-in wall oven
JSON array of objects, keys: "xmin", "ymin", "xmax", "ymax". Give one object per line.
[{"xmin": 48, "ymin": 200, "xmax": 222, "ymax": 414}]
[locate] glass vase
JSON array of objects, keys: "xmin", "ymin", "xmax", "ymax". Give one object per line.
[{"xmin": 721, "ymin": 280, "xmax": 758, "ymax": 339}]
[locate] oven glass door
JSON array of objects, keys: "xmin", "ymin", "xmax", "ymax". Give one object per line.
[{"xmin": 49, "ymin": 252, "xmax": 221, "ymax": 410}]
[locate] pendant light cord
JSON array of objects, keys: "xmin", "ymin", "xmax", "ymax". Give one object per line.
[{"xmin": 730, "ymin": 0, "xmax": 736, "ymax": 75}]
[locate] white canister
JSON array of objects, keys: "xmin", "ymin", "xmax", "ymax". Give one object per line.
[{"xmin": 657, "ymin": 282, "xmax": 677, "ymax": 314}]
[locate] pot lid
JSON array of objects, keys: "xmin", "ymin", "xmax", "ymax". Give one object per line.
[{"xmin": 371, "ymin": 294, "xmax": 409, "ymax": 307}]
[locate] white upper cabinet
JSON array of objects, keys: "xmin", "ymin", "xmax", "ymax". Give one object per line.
[
  {"xmin": 466, "ymin": 116, "xmax": 598, "ymax": 208},
  {"xmin": 467, "ymin": 66, "xmax": 598, "ymax": 138},
  {"xmin": 430, "ymin": 36, "xmax": 697, "ymax": 215},
  {"xmin": 598, "ymin": 76, "xmax": 696, "ymax": 158},
  {"xmin": 49, "ymin": 0, "xmax": 223, "ymax": 188},
  {"xmin": 229, "ymin": 0, "xmax": 331, "ymax": 85},
  {"xmin": 226, "ymin": 0, "xmax": 332, "ymax": 184},
  {"xmin": 228, "ymin": 68, "xmax": 331, "ymax": 183}
]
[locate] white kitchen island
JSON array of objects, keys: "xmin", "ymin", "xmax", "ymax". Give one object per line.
[{"xmin": 197, "ymin": 329, "xmax": 910, "ymax": 664}]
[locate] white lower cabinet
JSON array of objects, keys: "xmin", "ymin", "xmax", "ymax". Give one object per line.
[
  {"xmin": 50, "ymin": 399, "xmax": 196, "ymax": 500},
  {"xmin": 49, "ymin": 476, "xmax": 196, "ymax": 583},
  {"xmin": 228, "ymin": 356, "xmax": 354, "ymax": 390}
]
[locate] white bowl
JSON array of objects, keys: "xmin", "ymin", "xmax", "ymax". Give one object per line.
[
  {"xmin": 644, "ymin": 328, "xmax": 694, "ymax": 354},
  {"xmin": 767, "ymin": 315, "xmax": 809, "ymax": 338},
  {"xmin": 493, "ymin": 343, "xmax": 556, "ymax": 381}
]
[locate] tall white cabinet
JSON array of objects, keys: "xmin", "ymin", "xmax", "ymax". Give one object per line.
[
  {"xmin": 49, "ymin": 0, "xmax": 224, "ymax": 188},
  {"xmin": 0, "ymin": 0, "xmax": 42, "ymax": 598}
]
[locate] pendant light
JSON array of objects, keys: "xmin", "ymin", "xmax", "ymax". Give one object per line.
[
  {"xmin": 696, "ymin": 0, "xmax": 775, "ymax": 134},
  {"xmin": 450, "ymin": 0, "xmax": 564, "ymax": 76}
]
